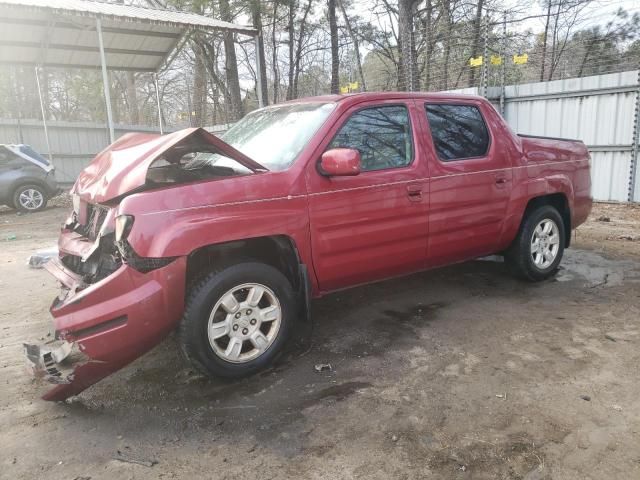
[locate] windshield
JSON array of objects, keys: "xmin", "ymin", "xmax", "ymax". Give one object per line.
[{"xmin": 187, "ymin": 102, "xmax": 335, "ymax": 172}]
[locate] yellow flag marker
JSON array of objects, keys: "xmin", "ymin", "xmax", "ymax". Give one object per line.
[
  {"xmin": 513, "ymin": 53, "xmax": 528, "ymax": 65},
  {"xmin": 340, "ymin": 81, "xmax": 360, "ymax": 94},
  {"xmin": 469, "ymin": 56, "xmax": 483, "ymax": 67}
]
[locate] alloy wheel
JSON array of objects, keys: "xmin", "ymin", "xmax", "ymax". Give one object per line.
[
  {"xmin": 207, "ymin": 283, "xmax": 282, "ymax": 363},
  {"xmin": 530, "ymin": 218, "xmax": 560, "ymax": 269},
  {"xmin": 18, "ymin": 188, "xmax": 44, "ymax": 211}
]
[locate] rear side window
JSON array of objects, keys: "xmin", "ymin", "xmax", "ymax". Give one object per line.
[
  {"xmin": 328, "ymin": 105, "xmax": 413, "ymax": 172},
  {"xmin": 425, "ymin": 104, "xmax": 490, "ymax": 161}
]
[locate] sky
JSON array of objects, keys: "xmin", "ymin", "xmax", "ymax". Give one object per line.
[
  {"xmin": 510, "ymin": 0, "xmax": 640, "ymax": 32},
  {"xmin": 351, "ymin": 0, "xmax": 640, "ymax": 36}
]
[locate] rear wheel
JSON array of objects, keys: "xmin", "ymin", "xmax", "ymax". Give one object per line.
[
  {"xmin": 505, "ymin": 205, "xmax": 565, "ymax": 281},
  {"xmin": 179, "ymin": 262, "xmax": 295, "ymax": 378},
  {"xmin": 13, "ymin": 184, "xmax": 48, "ymax": 212}
]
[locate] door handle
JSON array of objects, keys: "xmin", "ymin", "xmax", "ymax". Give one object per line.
[
  {"xmin": 495, "ymin": 174, "xmax": 508, "ymax": 187},
  {"xmin": 406, "ymin": 184, "xmax": 423, "ymax": 201}
]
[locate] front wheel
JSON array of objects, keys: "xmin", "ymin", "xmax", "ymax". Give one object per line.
[
  {"xmin": 505, "ymin": 205, "xmax": 565, "ymax": 282},
  {"xmin": 179, "ymin": 262, "xmax": 295, "ymax": 378},
  {"xmin": 13, "ymin": 184, "xmax": 48, "ymax": 212}
]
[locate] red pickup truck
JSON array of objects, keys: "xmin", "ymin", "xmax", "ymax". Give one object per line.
[{"xmin": 25, "ymin": 93, "xmax": 592, "ymax": 401}]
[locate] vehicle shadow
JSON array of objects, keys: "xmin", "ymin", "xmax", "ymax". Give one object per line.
[
  {"xmin": 56, "ymin": 258, "xmax": 540, "ymax": 439},
  {"xmin": 35, "ymin": 249, "xmax": 631, "ymax": 462}
]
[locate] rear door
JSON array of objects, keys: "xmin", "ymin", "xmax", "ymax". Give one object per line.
[
  {"xmin": 420, "ymin": 101, "xmax": 512, "ymax": 267},
  {"xmin": 306, "ymin": 100, "xmax": 429, "ymax": 292}
]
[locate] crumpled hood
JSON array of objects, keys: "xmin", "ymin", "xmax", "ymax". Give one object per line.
[{"xmin": 73, "ymin": 127, "xmax": 265, "ymax": 204}]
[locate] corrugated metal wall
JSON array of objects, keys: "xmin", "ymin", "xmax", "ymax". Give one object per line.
[
  {"xmin": 450, "ymin": 70, "xmax": 640, "ymax": 202},
  {"xmin": 503, "ymin": 71, "xmax": 639, "ymax": 202},
  {"xmin": 0, "ymin": 120, "xmax": 164, "ymax": 183},
  {"xmin": 2, "ymin": 71, "xmax": 639, "ymax": 201},
  {"xmin": 0, "ymin": 120, "xmax": 233, "ymax": 184}
]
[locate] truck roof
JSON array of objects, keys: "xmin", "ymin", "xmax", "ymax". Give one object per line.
[{"xmin": 280, "ymin": 91, "xmax": 487, "ymax": 106}]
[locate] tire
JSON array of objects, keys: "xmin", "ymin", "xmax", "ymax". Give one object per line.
[
  {"xmin": 13, "ymin": 184, "xmax": 48, "ymax": 212},
  {"xmin": 179, "ymin": 262, "xmax": 296, "ymax": 378},
  {"xmin": 505, "ymin": 205, "xmax": 565, "ymax": 282}
]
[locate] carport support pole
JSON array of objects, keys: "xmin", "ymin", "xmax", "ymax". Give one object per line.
[
  {"xmin": 96, "ymin": 17, "xmax": 115, "ymax": 144},
  {"xmin": 254, "ymin": 34, "xmax": 264, "ymax": 108},
  {"xmin": 34, "ymin": 66, "xmax": 53, "ymax": 162},
  {"xmin": 154, "ymin": 73, "xmax": 164, "ymax": 134}
]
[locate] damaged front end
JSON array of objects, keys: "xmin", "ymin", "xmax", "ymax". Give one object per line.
[
  {"xmin": 25, "ymin": 128, "xmax": 264, "ymax": 401},
  {"xmin": 26, "ymin": 199, "xmax": 186, "ymax": 401},
  {"xmin": 24, "ymin": 341, "xmax": 89, "ymax": 385}
]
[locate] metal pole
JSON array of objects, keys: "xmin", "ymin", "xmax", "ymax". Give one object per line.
[
  {"xmin": 481, "ymin": 16, "xmax": 489, "ymax": 98},
  {"xmin": 96, "ymin": 17, "xmax": 115, "ymax": 144},
  {"xmin": 254, "ymin": 33, "xmax": 264, "ymax": 108},
  {"xmin": 154, "ymin": 73, "xmax": 164, "ymax": 134},
  {"xmin": 34, "ymin": 66, "xmax": 53, "ymax": 162},
  {"xmin": 629, "ymin": 67, "xmax": 640, "ymax": 202},
  {"xmin": 500, "ymin": 11, "xmax": 506, "ymax": 116},
  {"xmin": 11, "ymin": 68, "xmax": 24, "ymax": 143},
  {"xmin": 185, "ymin": 72, "xmax": 193, "ymax": 127}
]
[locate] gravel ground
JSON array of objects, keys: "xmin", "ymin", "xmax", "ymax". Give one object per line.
[{"xmin": 0, "ymin": 202, "xmax": 638, "ymax": 480}]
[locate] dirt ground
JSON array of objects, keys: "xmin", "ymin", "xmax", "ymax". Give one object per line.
[{"xmin": 0, "ymin": 200, "xmax": 639, "ymax": 480}]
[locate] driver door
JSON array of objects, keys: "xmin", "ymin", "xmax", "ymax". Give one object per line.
[{"xmin": 305, "ymin": 100, "xmax": 429, "ymax": 292}]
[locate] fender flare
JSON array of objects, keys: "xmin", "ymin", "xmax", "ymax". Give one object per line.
[{"xmin": 501, "ymin": 174, "xmax": 574, "ymax": 248}]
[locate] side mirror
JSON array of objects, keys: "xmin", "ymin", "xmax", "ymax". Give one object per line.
[{"xmin": 319, "ymin": 148, "xmax": 361, "ymax": 176}]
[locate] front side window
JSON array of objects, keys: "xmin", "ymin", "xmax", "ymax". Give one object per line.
[
  {"xmin": 328, "ymin": 105, "xmax": 413, "ymax": 172},
  {"xmin": 425, "ymin": 104, "xmax": 490, "ymax": 161}
]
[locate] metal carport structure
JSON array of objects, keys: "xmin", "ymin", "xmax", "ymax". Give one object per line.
[{"xmin": 0, "ymin": 0, "xmax": 260, "ymax": 157}]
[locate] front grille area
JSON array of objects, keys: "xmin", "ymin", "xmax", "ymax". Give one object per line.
[
  {"xmin": 61, "ymin": 250, "xmax": 121, "ymax": 284},
  {"xmin": 62, "ymin": 203, "xmax": 174, "ymax": 283},
  {"xmin": 78, "ymin": 203, "xmax": 109, "ymax": 241}
]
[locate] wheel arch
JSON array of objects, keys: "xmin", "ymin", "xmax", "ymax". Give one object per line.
[
  {"xmin": 11, "ymin": 181, "xmax": 50, "ymax": 209},
  {"xmin": 522, "ymin": 193, "xmax": 571, "ymax": 247},
  {"xmin": 184, "ymin": 235, "xmax": 312, "ymax": 338},
  {"xmin": 11, "ymin": 178, "xmax": 50, "ymax": 195},
  {"xmin": 185, "ymin": 234, "xmax": 308, "ymax": 298}
]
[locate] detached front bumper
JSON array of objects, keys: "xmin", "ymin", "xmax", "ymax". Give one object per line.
[
  {"xmin": 24, "ymin": 341, "xmax": 87, "ymax": 384},
  {"xmin": 26, "ymin": 255, "xmax": 186, "ymax": 401}
]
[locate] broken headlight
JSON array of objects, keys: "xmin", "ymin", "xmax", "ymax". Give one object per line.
[
  {"xmin": 115, "ymin": 214, "xmax": 134, "ymax": 242},
  {"xmin": 116, "ymin": 239, "xmax": 176, "ymax": 273},
  {"xmin": 72, "ymin": 193, "xmax": 81, "ymax": 214}
]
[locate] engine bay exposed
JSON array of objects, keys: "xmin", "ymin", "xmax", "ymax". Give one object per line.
[
  {"xmin": 145, "ymin": 141, "xmax": 251, "ymax": 188},
  {"xmin": 60, "ymin": 204, "xmax": 118, "ymax": 282},
  {"xmin": 57, "ymin": 134, "xmax": 253, "ymax": 287}
]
